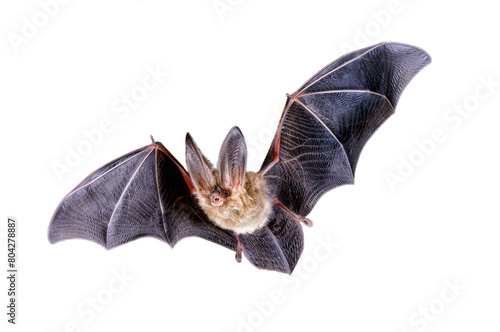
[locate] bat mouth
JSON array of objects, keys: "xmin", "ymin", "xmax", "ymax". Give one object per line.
[{"xmin": 211, "ymin": 196, "xmax": 224, "ymax": 207}]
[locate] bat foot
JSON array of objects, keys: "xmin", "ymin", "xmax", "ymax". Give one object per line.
[
  {"xmin": 301, "ymin": 218, "xmax": 313, "ymax": 227},
  {"xmin": 235, "ymin": 248, "xmax": 242, "ymax": 263},
  {"xmin": 272, "ymin": 197, "xmax": 313, "ymax": 228},
  {"xmin": 235, "ymin": 234, "xmax": 243, "ymax": 263}
]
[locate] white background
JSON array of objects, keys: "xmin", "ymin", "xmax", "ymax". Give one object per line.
[{"xmin": 1, "ymin": 1, "xmax": 499, "ymax": 331}]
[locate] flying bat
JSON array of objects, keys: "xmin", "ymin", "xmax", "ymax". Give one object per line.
[{"xmin": 48, "ymin": 42, "xmax": 431, "ymax": 273}]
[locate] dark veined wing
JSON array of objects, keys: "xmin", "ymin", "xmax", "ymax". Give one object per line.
[
  {"xmin": 260, "ymin": 42, "xmax": 431, "ymax": 216},
  {"xmin": 48, "ymin": 140, "xmax": 237, "ymax": 250}
]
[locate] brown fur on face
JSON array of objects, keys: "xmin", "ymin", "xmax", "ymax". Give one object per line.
[{"xmin": 194, "ymin": 171, "xmax": 271, "ymax": 234}]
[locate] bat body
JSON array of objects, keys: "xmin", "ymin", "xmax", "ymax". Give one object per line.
[
  {"xmin": 185, "ymin": 131, "xmax": 273, "ymax": 235},
  {"xmin": 49, "ymin": 42, "xmax": 431, "ymax": 273}
]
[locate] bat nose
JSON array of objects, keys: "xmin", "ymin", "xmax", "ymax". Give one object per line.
[{"xmin": 211, "ymin": 195, "xmax": 223, "ymax": 206}]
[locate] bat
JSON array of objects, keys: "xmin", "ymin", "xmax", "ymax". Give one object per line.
[{"xmin": 48, "ymin": 42, "xmax": 431, "ymax": 273}]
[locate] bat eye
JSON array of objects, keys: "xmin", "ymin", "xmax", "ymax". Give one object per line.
[{"xmin": 224, "ymin": 191, "xmax": 229, "ymax": 197}]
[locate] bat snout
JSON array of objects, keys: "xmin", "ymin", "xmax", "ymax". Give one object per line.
[{"xmin": 210, "ymin": 193, "xmax": 224, "ymax": 207}]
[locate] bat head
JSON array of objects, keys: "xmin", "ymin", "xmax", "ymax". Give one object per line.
[{"xmin": 186, "ymin": 126, "xmax": 247, "ymax": 207}]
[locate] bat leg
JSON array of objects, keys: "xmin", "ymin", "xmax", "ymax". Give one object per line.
[
  {"xmin": 272, "ymin": 198, "xmax": 313, "ymax": 227},
  {"xmin": 235, "ymin": 234, "xmax": 243, "ymax": 263}
]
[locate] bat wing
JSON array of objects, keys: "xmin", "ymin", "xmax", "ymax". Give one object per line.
[
  {"xmin": 48, "ymin": 140, "xmax": 237, "ymax": 251},
  {"xmin": 261, "ymin": 42, "xmax": 431, "ymax": 216}
]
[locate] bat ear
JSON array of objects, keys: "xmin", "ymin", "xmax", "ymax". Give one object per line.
[
  {"xmin": 217, "ymin": 126, "xmax": 247, "ymax": 193},
  {"xmin": 186, "ymin": 133, "xmax": 216, "ymax": 192}
]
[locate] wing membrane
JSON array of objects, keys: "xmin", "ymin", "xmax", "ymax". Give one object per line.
[{"xmin": 240, "ymin": 206, "xmax": 304, "ymax": 273}]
